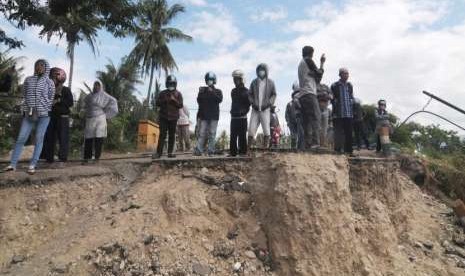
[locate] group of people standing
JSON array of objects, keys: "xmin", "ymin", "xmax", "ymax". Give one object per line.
[
  {"xmin": 153, "ymin": 62, "xmax": 282, "ymax": 158},
  {"xmin": 155, "ymin": 45, "xmax": 392, "ymax": 158},
  {"xmin": 2, "ymin": 59, "xmax": 118, "ymax": 174},
  {"xmin": 286, "ymin": 46, "xmax": 392, "ymax": 155},
  {"xmin": 1, "ymin": 45, "xmax": 393, "ymax": 173}
]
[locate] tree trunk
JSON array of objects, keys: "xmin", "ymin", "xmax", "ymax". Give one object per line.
[
  {"xmin": 68, "ymin": 43, "xmax": 75, "ymax": 90},
  {"xmin": 145, "ymin": 65, "xmax": 155, "ymax": 119}
]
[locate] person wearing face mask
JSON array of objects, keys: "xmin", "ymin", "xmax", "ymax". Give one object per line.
[
  {"xmin": 229, "ymin": 70, "xmax": 251, "ymax": 157},
  {"xmin": 194, "ymin": 72, "xmax": 223, "ymax": 156},
  {"xmin": 82, "ymin": 81, "xmax": 118, "ymax": 164},
  {"xmin": 41, "ymin": 67, "xmax": 74, "ymax": 165},
  {"xmin": 153, "ymin": 75, "xmax": 183, "ymax": 159},
  {"xmin": 2, "ymin": 59, "xmax": 55, "ymax": 174},
  {"xmin": 296, "ymin": 46, "xmax": 326, "ymax": 149},
  {"xmin": 248, "ymin": 63, "xmax": 277, "ymax": 149}
]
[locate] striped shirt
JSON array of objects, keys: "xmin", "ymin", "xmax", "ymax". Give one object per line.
[{"xmin": 22, "ymin": 60, "xmax": 55, "ymax": 117}]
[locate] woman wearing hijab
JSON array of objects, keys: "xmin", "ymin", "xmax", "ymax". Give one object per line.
[
  {"xmin": 2, "ymin": 59, "xmax": 55, "ymax": 174},
  {"xmin": 82, "ymin": 81, "xmax": 118, "ymax": 164}
]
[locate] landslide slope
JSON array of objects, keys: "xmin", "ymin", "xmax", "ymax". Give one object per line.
[{"xmin": 0, "ymin": 154, "xmax": 464, "ymax": 276}]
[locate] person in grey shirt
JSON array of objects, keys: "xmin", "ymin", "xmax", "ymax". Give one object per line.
[{"xmin": 295, "ymin": 46, "xmax": 326, "ymax": 149}]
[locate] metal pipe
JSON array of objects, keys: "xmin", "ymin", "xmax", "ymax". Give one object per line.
[
  {"xmin": 398, "ymin": 110, "xmax": 465, "ymax": 131},
  {"xmin": 423, "ymin": 91, "xmax": 465, "ymax": 115}
]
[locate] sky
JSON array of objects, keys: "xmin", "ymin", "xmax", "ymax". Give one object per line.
[{"xmin": 2, "ymin": 0, "xmax": 465, "ymax": 136}]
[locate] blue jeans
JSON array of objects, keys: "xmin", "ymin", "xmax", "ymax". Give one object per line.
[
  {"xmin": 10, "ymin": 116, "xmax": 50, "ymax": 168},
  {"xmin": 195, "ymin": 120, "xmax": 218, "ymax": 154}
]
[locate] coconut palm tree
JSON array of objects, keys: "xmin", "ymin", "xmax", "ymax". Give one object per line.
[
  {"xmin": 38, "ymin": 0, "xmax": 137, "ymax": 89},
  {"xmin": 39, "ymin": 3, "xmax": 100, "ymax": 90},
  {"xmin": 96, "ymin": 57, "xmax": 143, "ymax": 113},
  {"xmin": 129, "ymin": 0, "xmax": 192, "ymax": 116}
]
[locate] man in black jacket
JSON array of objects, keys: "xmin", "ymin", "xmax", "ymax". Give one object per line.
[
  {"xmin": 229, "ymin": 70, "xmax": 250, "ymax": 156},
  {"xmin": 194, "ymin": 72, "xmax": 223, "ymax": 156},
  {"xmin": 41, "ymin": 67, "xmax": 73, "ymax": 163},
  {"xmin": 153, "ymin": 75, "xmax": 183, "ymax": 159}
]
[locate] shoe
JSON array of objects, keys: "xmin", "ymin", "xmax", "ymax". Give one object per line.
[
  {"xmin": 310, "ymin": 145, "xmax": 320, "ymax": 150},
  {"xmin": 167, "ymin": 153, "xmax": 176, "ymax": 158},
  {"xmin": 81, "ymin": 160, "xmax": 89, "ymax": 165},
  {"xmin": 27, "ymin": 166, "xmax": 35, "ymax": 175},
  {"xmin": 2, "ymin": 165, "xmax": 15, "ymax": 172},
  {"xmin": 193, "ymin": 151, "xmax": 202, "ymax": 156},
  {"xmin": 152, "ymin": 153, "xmax": 161, "ymax": 159}
]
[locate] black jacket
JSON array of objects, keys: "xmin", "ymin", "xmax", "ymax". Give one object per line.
[
  {"xmin": 51, "ymin": 86, "xmax": 74, "ymax": 116},
  {"xmin": 197, "ymin": 86, "xmax": 223, "ymax": 121},
  {"xmin": 230, "ymin": 86, "xmax": 250, "ymax": 118},
  {"xmin": 156, "ymin": 89, "xmax": 183, "ymax": 121}
]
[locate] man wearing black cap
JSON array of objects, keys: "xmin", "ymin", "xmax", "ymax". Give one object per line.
[{"xmin": 295, "ymin": 46, "xmax": 326, "ymax": 149}]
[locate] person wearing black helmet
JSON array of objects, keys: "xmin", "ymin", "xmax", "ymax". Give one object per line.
[
  {"xmin": 195, "ymin": 72, "xmax": 223, "ymax": 156},
  {"xmin": 248, "ymin": 63, "xmax": 277, "ymax": 149},
  {"xmin": 153, "ymin": 75, "xmax": 183, "ymax": 159}
]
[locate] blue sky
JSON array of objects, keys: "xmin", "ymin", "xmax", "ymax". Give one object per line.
[{"xmin": 3, "ymin": 0, "xmax": 465, "ymax": 135}]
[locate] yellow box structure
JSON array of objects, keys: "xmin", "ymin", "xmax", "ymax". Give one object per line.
[{"xmin": 137, "ymin": 120, "xmax": 160, "ymax": 152}]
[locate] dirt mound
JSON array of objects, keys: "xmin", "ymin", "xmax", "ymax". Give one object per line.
[{"xmin": 1, "ymin": 154, "xmax": 464, "ymax": 275}]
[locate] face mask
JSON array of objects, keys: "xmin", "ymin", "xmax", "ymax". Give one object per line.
[
  {"xmin": 168, "ymin": 86, "xmax": 175, "ymax": 91},
  {"xmin": 258, "ymin": 70, "xmax": 266, "ymax": 79},
  {"xmin": 207, "ymin": 80, "xmax": 214, "ymax": 86}
]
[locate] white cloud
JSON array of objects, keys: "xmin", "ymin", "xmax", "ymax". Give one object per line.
[
  {"xmin": 177, "ymin": 0, "xmax": 465, "ymax": 135},
  {"xmin": 250, "ymin": 6, "xmax": 288, "ymax": 22},
  {"xmin": 180, "ymin": 0, "xmax": 208, "ymax": 6},
  {"xmin": 186, "ymin": 5, "xmax": 241, "ymax": 48},
  {"xmin": 286, "ymin": 0, "xmax": 465, "ymax": 133}
]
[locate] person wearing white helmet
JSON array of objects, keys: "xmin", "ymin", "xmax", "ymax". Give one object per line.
[
  {"xmin": 248, "ymin": 63, "xmax": 277, "ymax": 149},
  {"xmin": 352, "ymin": 97, "xmax": 370, "ymax": 150},
  {"xmin": 194, "ymin": 72, "xmax": 223, "ymax": 156},
  {"xmin": 229, "ymin": 69, "xmax": 251, "ymax": 156},
  {"xmin": 285, "ymin": 81, "xmax": 304, "ymax": 150}
]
